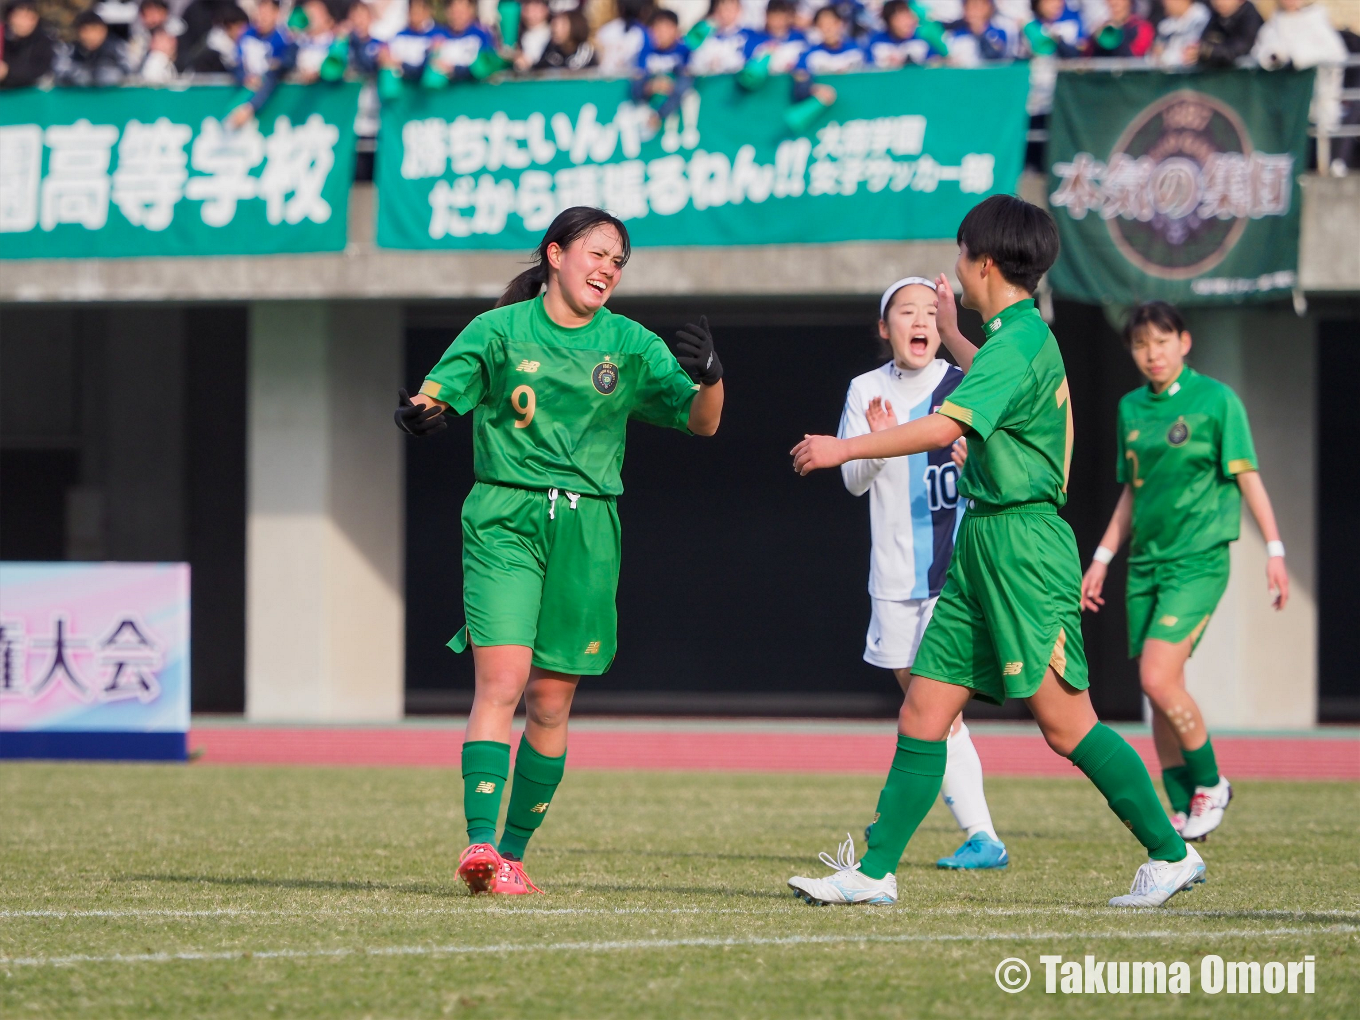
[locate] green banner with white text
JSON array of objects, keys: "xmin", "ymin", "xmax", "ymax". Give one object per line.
[
  {"xmin": 0, "ymin": 84, "xmax": 359, "ymax": 259},
  {"xmin": 375, "ymin": 66, "xmax": 1030, "ymax": 250},
  {"xmin": 1046, "ymin": 69, "xmax": 1313, "ymax": 306}
]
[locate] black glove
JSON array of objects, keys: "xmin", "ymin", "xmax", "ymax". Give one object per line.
[
  {"xmin": 675, "ymin": 315, "xmax": 723, "ymax": 386},
  {"xmin": 394, "ymin": 388, "xmax": 448, "ymax": 436}
]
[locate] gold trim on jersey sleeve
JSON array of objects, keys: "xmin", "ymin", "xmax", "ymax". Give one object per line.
[
  {"xmin": 1226, "ymin": 458, "xmax": 1255, "ymax": 475},
  {"xmin": 938, "ymin": 400, "xmax": 972, "ymax": 426},
  {"xmin": 419, "ymin": 380, "xmax": 444, "ymax": 400}
]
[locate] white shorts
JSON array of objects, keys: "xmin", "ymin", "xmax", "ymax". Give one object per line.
[{"xmin": 863, "ymin": 596, "xmax": 939, "ymax": 670}]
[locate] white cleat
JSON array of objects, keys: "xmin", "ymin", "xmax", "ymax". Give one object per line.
[
  {"xmin": 1169, "ymin": 811, "xmax": 1188, "ymax": 834},
  {"xmin": 1180, "ymin": 778, "xmax": 1232, "ymax": 841},
  {"xmin": 788, "ymin": 833, "xmax": 897, "ymax": 906},
  {"xmin": 1109, "ymin": 844, "xmax": 1206, "ymax": 907}
]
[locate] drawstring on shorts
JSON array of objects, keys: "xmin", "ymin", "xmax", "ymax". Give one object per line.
[{"xmin": 547, "ymin": 489, "xmax": 582, "ymax": 520}]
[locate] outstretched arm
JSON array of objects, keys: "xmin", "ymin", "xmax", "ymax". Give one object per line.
[
  {"xmin": 1080, "ymin": 485, "xmax": 1132, "ymax": 612},
  {"xmin": 934, "ymin": 274, "xmax": 979, "ymax": 372},
  {"xmin": 1238, "ymin": 470, "xmax": 1288, "ymax": 610},
  {"xmin": 792, "ymin": 413, "xmax": 965, "ymax": 475}
]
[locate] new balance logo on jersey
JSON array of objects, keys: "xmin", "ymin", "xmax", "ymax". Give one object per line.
[
  {"xmin": 1002, "ymin": 661, "xmax": 1024, "ymax": 676},
  {"xmin": 1159, "ymin": 615, "xmax": 1179, "ymax": 627},
  {"xmin": 475, "ymin": 781, "xmax": 497, "ymax": 794},
  {"xmin": 530, "ymin": 802, "xmax": 550, "ymax": 814},
  {"xmin": 585, "ymin": 641, "xmax": 601, "ymax": 654},
  {"xmin": 516, "ymin": 360, "xmax": 541, "ymax": 373}
]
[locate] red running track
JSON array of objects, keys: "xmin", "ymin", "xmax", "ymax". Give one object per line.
[{"xmin": 189, "ymin": 727, "xmax": 1360, "ymax": 780}]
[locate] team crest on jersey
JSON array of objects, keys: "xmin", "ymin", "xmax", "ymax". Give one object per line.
[
  {"xmin": 1167, "ymin": 418, "xmax": 1190, "ymax": 447},
  {"xmin": 592, "ymin": 359, "xmax": 619, "ymax": 395}
]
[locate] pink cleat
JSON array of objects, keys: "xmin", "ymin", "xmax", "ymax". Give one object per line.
[
  {"xmin": 491, "ymin": 857, "xmax": 544, "ymax": 895},
  {"xmin": 457, "ymin": 843, "xmax": 503, "ymax": 894}
]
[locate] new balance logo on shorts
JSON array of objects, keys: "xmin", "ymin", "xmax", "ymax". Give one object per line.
[
  {"xmin": 475, "ymin": 781, "xmax": 497, "ymax": 794},
  {"xmin": 584, "ymin": 641, "xmax": 601, "ymax": 654},
  {"xmin": 1002, "ymin": 661, "xmax": 1024, "ymax": 676},
  {"xmin": 516, "ymin": 360, "xmax": 541, "ymax": 372}
]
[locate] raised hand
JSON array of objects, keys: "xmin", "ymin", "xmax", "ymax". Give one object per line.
[
  {"xmin": 675, "ymin": 315, "xmax": 723, "ymax": 385},
  {"xmin": 394, "ymin": 388, "xmax": 448, "ymax": 436},
  {"xmin": 791, "ymin": 434, "xmax": 847, "ymax": 476},
  {"xmin": 866, "ymin": 396, "xmax": 898, "ymax": 432},
  {"xmin": 935, "ymin": 273, "xmax": 960, "ymax": 338}
]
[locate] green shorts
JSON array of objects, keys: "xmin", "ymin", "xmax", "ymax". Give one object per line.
[
  {"xmin": 1125, "ymin": 545, "xmax": 1229, "ymax": 659},
  {"xmin": 912, "ymin": 502, "xmax": 1090, "ymax": 706},
  {"xmin": 450, "ymin": 481, "xmax": 622, "ymax": 676}
]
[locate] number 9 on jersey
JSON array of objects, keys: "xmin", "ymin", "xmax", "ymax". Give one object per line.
[{"xmin": 511, "ymin": 384, "xmax": 536, "ymax": 429}]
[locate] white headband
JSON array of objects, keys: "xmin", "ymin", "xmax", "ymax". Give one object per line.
[{"xmin": 880, "ymin": 276, "xmax": 938, "ymax": 319}]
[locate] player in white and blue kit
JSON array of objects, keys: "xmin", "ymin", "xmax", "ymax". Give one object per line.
[{"xmin": 837, "ymin": 277, "xmax": 1008, "ymax": 871}]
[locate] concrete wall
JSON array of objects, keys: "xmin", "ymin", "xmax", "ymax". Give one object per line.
[
  {"xmin": 245, "ymin": 301, "xmax": 405, "ymax": 721},
  {"xmin": 2, "ymin": 175, "xmax": 1355, "ymax": 303}
]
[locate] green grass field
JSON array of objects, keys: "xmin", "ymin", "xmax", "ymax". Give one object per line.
[{"xmin": 1, "ymin": 763, "xmax": 1355, "ymax": 1018}]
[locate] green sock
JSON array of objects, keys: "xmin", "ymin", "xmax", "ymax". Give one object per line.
[
  {"xmin": 1180, "ymin": 737, "xmax": 1220, "ymax": 790},
  {"xmin": 461, "ymin": 740, "xmax": 510, "ymax": 846},
  {"xmin": 498, "ymin": 734, "xmax": 566, "ymax": 860},
  {"xmin": 1070, "ymin": 723, "xmax": 1186, "ymax": 863},
  {"xmin": 859, "ymin": 734, "xmax": 948, "ymax": 881},
  {"xmin": 1162, "ymin": 765, "xmax": 1195, "ymax": 815}
]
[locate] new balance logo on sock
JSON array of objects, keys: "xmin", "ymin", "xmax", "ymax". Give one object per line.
[
  {"xmin": 1003, "ymin": 661, "xmax": 1024, "ymax": 676},
  {"xmin": 475, "ymin": 781, "xmax": 497, "ymax": 794},
  {"xmin": 530, "ymin": 802, "xmax": 550, "ymax": 814}
]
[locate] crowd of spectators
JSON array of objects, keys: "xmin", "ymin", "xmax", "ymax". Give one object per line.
[
  {"xmin": 1, "ymin": 0, "xmax": 1355, "ymax": 166},
  {"xmin": 3, "ymin": 0, "xmax": 1355, "ymax": 86}
]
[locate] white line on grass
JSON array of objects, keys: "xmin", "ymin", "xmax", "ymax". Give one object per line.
[
  {"xmin": 2, "ymin": 925, "xmax": 1354, "ymax": 969},
  {"xmin": 3, "ymin": 905, "xmax": 1357, "ymax": 921}
]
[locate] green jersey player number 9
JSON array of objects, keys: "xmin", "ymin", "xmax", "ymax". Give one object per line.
[{"xmin": 394, "ymin": 207, "xmax": 725, "ymax": 896}]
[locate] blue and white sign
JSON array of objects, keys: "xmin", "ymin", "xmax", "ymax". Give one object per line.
[{"xmin": 0, "ymin": 562, "xmax": 190, "ymax": 760}]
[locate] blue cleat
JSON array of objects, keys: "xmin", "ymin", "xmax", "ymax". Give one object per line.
[{"xmin": 936, "ymin": 833, "xmax": 1009, "ymax": 870}]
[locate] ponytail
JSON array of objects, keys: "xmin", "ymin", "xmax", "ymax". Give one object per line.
[
  {"xmin": 496, "ymin": 206, "xmax": 632, "ymax": 308},
  {"xmin": 498, "ymin": 263, "xmax": 550, "ymax": 307}
]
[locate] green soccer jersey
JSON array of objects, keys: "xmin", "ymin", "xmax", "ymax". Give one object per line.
[
  {"xmin": 420, "ymin": 296, "xmax": 699, "ymax": 496},
  {"xmin": 1115, "ymin": 365, "xmax": 1257, "ymax": 564},
  {"xmin": 937, "ymin": 299, "xmax": 1074, "ymax": 509}
]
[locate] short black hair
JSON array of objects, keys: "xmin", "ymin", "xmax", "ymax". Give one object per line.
[
  {"xmin": 219, "ymin": 4, "xmax": 248, "ymax": 25},
  {"xmin": 765, "ymin": 0, "xmax": 796, "ymax": 13},
  {"xmin": 956, "ymin": 195, "xmax": 1059, "ymax": 294},
  {"xmin": 814, "ymin": 3, "xmax": 844, "ymax": 23},
  {"xmin": 139, "ymin": 0, "xmax": 168, "ymax": 11},
  {"xmin": 6, "ymin": 0, "xmax": 39, "ymax": 13},
  {"xmin": 1122, "ymin": 301, "xmax": 1187, "ymax": 347},
  {"xmin": 882, "ymin": 0, "xmax": 911, "ymax": 20},
  {"xmin": 74, "ymin": 9, "xmax": 106, "ymax": 28},
  {"xmin": 649, "ymin": 7, "xmax": 678, "ymax": 26}
]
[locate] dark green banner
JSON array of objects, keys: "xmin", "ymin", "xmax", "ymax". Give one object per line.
[
  {"xmin": 1046, "ymin": 69, "xmax": 1313, "ymax": 306},
  {"xmin": 0, "ymin": 85, "xmax": 359, "ymax": 259},
  {"xmin": 375, "ymin": 66, "xmax": 1030, "ymax": 250}
]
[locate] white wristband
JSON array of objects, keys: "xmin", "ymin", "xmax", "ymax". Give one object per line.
[
  {"xmin": 1266, "ymin": 540, "xmax": 1285, "ymax": 559},
  {"xmin": 1092, "ymin": 546, "xmax": 1115, "ymax": 565}
]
